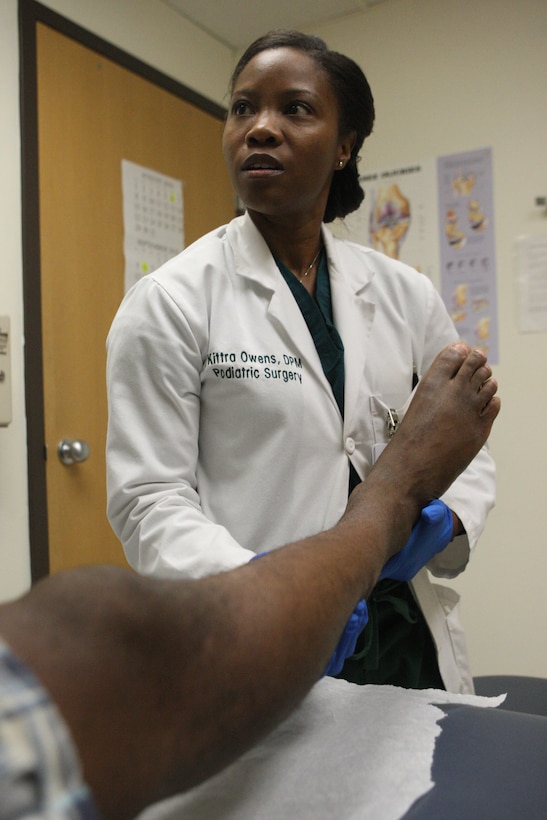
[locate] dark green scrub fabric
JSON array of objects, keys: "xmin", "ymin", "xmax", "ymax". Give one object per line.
[{"xmin": 278, "ymin": 252, "xmax": 345, "ymax": 415}]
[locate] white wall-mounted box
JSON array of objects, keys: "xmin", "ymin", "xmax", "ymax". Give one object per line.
[{"xmin": 0, "ymin": 316, "xmax": 12, "ymax": 426}]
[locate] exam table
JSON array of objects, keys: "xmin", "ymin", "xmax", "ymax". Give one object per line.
[
  {"xmin": 405, "ymin": 676, "xmax": 547, "ymax": 818},
  {"xmin": 139, "ymin": 676, "xmax": 547, "ymax": 820}
]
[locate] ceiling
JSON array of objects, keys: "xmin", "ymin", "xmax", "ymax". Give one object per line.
[{"xmin": 161, "ymin": 0, "xmax": 387, "ymax": 50}]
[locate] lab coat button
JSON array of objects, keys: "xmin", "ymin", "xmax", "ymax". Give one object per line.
[{"xmin": 345, "ymin": 437, "xmax": 355, "ymax": 455}]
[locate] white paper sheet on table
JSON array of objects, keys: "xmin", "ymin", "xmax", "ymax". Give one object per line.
[{"xmin": 138, "ymin": 678, "xmax": 503, "ymax": 820}]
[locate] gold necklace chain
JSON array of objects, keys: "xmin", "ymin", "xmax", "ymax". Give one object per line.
[{"xmin": 298, "ymin": 247, "xmax": 322, "ymax": 282}]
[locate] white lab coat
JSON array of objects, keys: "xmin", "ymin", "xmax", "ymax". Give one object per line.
[{"xmin": 107, "ymin": 213, "xmax": 496, "ymax": 693}]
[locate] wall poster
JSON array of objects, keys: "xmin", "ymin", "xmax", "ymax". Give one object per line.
[
  {"xmin": 335, "ymin": 148, "xmax": 499, "ymax": 362},
  {"xmin": 334, "ymin": 159, "xmax": 439, "ymax": 284},
  {"xmin": 437, "ymin": 147, "xmax": 498, "ymax": 362},
  {"xmin": 515, "ymin": 234, "xmax": 547, "ymax": 333},
  {"xmin": 122, "ymin": 159, "xmax": 184, "ymax": 293}
]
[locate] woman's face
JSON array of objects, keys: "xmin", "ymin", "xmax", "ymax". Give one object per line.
[{"xmin": 223, "ymin": 47, "xmax": 354, "ymax": 225}]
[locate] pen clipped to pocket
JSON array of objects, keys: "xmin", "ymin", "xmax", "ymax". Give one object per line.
[{"xmin": 370, "ymin": 366, "xmax": 419, "ymax": 465}]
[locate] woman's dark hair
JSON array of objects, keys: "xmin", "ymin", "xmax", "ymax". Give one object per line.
[{"xmin": 229, "ymin": 30, "xmax": 375, "ymax": 222}]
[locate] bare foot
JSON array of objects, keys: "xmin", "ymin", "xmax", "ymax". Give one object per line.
[
  {"xmin": 373, "ymin": 342, "xmax": 499, "ymax": 507},
  {"xmin": 343, "ymin": 342, "xmax": 500, "ymax": 558}
]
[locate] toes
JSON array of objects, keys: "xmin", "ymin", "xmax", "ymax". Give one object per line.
[
  {"xmin": 431, "ymin": 342, "xmax": 471, "ymax": 378},
  {"xmin": 479, "ymin": 378, "xmax": 499, "ymax": 414},
  {"xmin": 480, "ymin": 394, "xmax": 501, "ymax": 420},
  {"xmin": 471, "ymin": 364, "xmax": 492, "ymax": 392},
  {"xmin": 455, "ymin": 348, "xmax": 488, "ymax": 383}
]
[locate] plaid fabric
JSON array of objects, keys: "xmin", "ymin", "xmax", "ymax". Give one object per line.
[{"xmin": 0, "ymin": 638, "xmax": 100, "ymax": 818}]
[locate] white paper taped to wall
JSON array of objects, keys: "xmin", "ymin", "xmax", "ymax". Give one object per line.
[
  {"xmin": 516, "ymin": 235, "xmax": 547, "ymax": 333},
  {"xmin": 122, "ymin": 159, "xmax": 184, "ymax": 294}
]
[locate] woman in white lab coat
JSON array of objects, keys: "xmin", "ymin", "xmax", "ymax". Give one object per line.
[{"xmin": 106, "ymin": 31, "xmax": 495, "ymax": 693}]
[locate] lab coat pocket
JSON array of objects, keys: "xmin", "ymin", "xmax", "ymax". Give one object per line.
[
  {"xmin": 432, "ymin": 582, "xmax": 473, "ymax": 692},
  {"xmin": 369, "ymin": 390, "xmax": 416, "ymax": 465},
  {"xmin": 432, "ymin": 582, "xmax": 461, "ymax": 620}
]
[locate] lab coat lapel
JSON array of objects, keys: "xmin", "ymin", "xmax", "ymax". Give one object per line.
[
  {"xmin": 227, "ymin": 214, "xmax": 336, "ymax": 397},
  {"xmin": 325, "ymin": 230, "xmax": 376, "ymax": 429}
]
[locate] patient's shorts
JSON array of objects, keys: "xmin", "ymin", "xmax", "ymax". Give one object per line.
[{"xmin": 0, "ymin": 638, "xmax": 100, "ymax": 818}]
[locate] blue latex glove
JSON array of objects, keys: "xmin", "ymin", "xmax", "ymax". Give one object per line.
[
  {"xmin": 323, "ymin": 598, "xmax": 369, "ymax": 677},
  {"xmin": 379, "ymin": 499, "xmax": 453, "ymax": 582}
]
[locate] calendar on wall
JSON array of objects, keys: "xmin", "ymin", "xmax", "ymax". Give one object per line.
[{"xmin": 122, "ymin": 159, "xmax": 184, "ymax": 293}]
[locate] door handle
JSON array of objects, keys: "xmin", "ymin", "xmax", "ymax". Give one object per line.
[{"xmin": 57, "ymin": 438, "xmax": 90, "ymax": 465}]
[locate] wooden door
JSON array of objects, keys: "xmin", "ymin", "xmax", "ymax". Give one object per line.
[{"xmin": 35, "ymin": 21, "xmax": 235, "ymax": 574}]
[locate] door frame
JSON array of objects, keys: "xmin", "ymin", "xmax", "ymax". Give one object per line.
[{"xmin": 19, "ymin": 0, "xmax": 227, "ymax": 581}]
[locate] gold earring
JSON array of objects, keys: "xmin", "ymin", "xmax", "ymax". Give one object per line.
[{"xmin": 338, "ymin": 160, "xmax": 344, "ymax": 169}]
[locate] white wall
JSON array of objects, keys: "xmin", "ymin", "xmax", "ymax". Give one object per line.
[
  {"xmin": 313, "ymin": 0, "xmax": 547, "ymax": 678},
  {"xmin": 1, "ymin": 0, "xmax": 546, "ymax": 678}
]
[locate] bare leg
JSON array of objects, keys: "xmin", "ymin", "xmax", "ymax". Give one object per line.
[{"xmin": 0, "ymin": 343, "xmax": 499, "ymax": 818}]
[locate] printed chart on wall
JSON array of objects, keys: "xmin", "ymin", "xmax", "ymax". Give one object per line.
[
  {"xmin": 437, "ymin": 147, "xmax": 498, "ymax": 362},
  {"xmin": 122, "ymin": 159, "xmax": 184, "ymax": 293},
  {"xmin": 516, "ymin": 234, "xmax": 547, "ymax": 333},
  {"xmin": 338, "ymin": 160, "xmax": 440, "ymax": 283}
]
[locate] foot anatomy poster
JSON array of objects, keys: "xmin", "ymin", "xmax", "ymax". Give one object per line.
[{"xmin": 437, "ymin": 148, "xmax": 498, "ymax": 363}]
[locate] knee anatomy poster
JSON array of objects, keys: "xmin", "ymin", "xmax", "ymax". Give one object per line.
[
  {"xmin": 334, "ymin": 147, "xmax": 498, "ymax": 362},
  {"xmin": 336, "ymin": 158, "xmax": 439, "ymax": 283}
]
